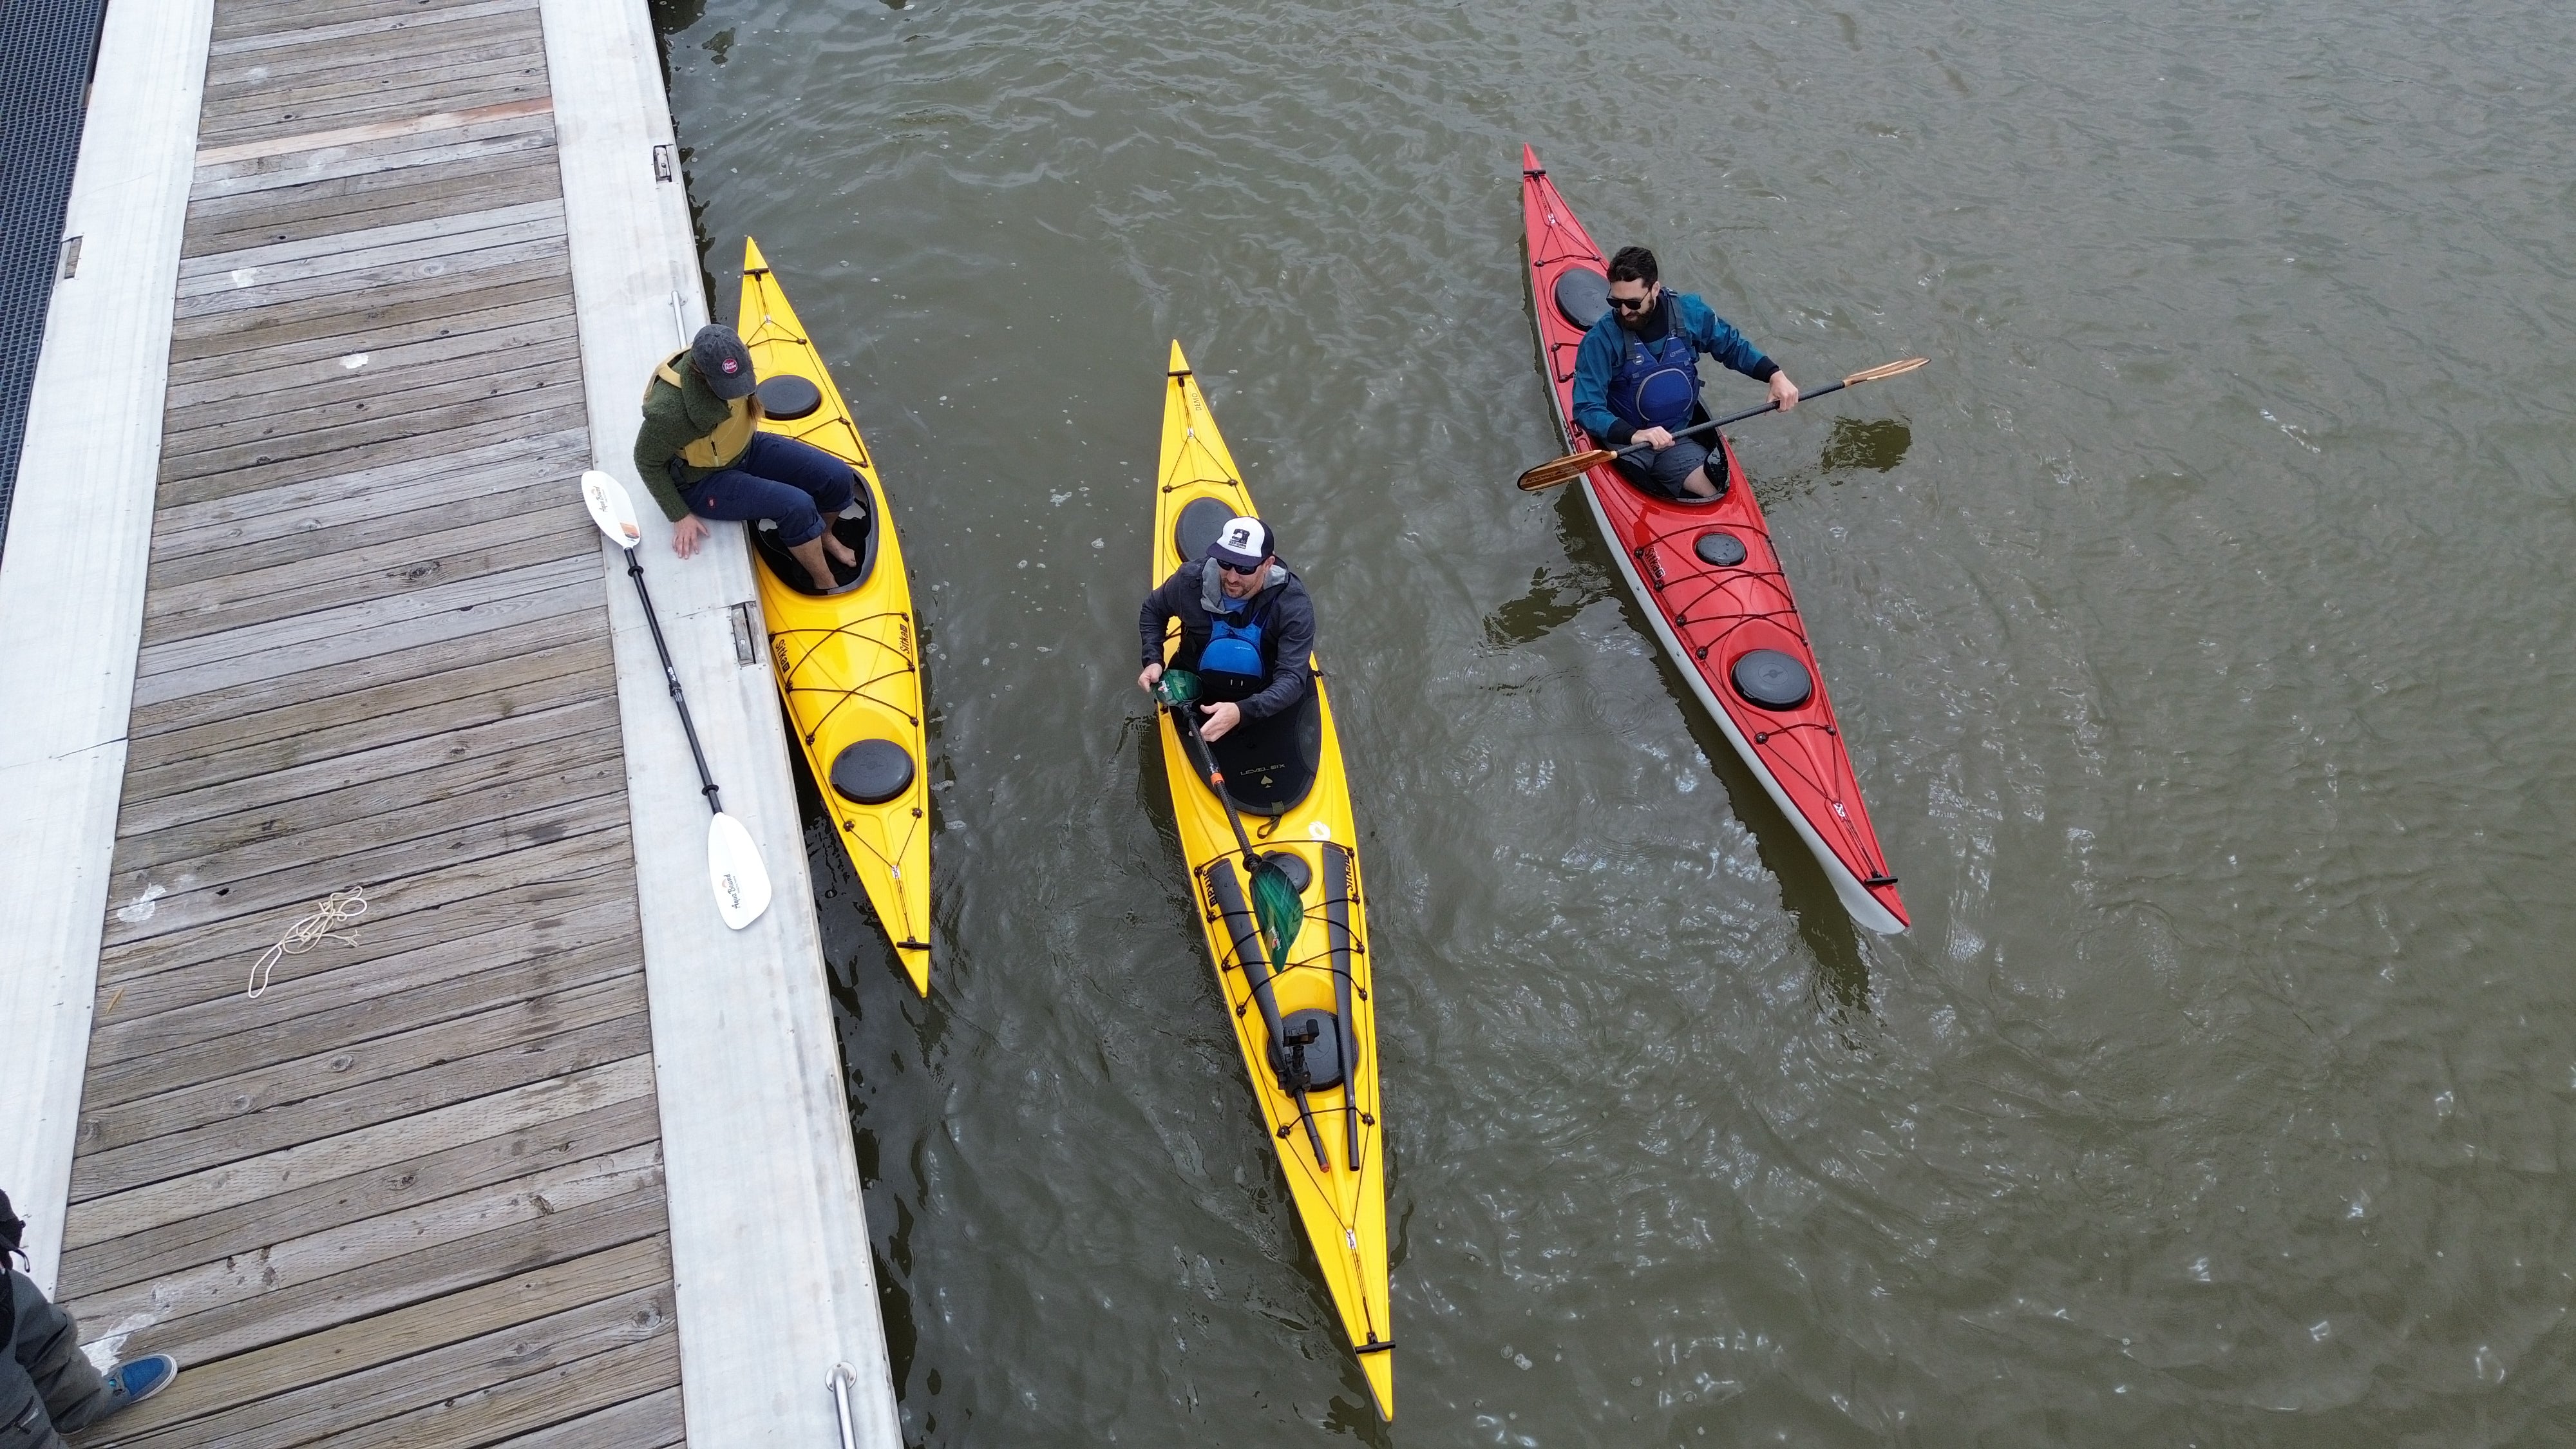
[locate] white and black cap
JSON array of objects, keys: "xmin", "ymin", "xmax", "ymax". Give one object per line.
[
  {"xmin": 690, "ymin": 324, "xmax": 757, "ymax": 400},
  {"xmin": 1206, "ymin": 515, "xmax": 1273, "ymax": 569}
]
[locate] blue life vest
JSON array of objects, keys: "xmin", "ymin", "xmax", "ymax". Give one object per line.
[
  {"xmin": 1197, "ymin": 592, "xmax": 1274, "ymax": 702},
  {"xmin": 1607, "ymin": 301, "xmax": 1700, "ymax": 434}
]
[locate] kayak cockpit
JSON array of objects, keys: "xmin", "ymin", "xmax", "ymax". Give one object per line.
[
  {"xmin": 1172, "ymin": 684, "xmax": 1321, "ymax": 814},
  {"xmin": 747, "ymin": 374, "xmax": 878, "ymax": 596},
  {"xmin": 752, "ymin": 493, "xmax": 876, "ymax": 596}
]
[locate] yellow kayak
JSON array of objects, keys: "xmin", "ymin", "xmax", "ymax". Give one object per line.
[
  {"xmin": 1150, "ymin": 342, "xmax": 1394, "ymax": 1418},
  {"xmin": 735, "ymin": 238, "xmax": 933, "ymax": 993}
]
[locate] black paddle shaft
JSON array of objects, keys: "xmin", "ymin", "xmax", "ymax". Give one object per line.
[
  {"xmin": 624, "ymin": 553, "xmax": 726, "ymax": 817},
  {"xmin": 1608, "ymin": 378, "xmax": 1850, "ymax": 462},
  {"xmin": 1170, "ymin": 696, "xmax": 1266, "ymax": 871}
]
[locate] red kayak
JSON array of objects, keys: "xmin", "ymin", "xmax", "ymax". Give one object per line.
[{"xmin": 1519, "ymin": 146, "xmax": 1908, "ymax": 934}]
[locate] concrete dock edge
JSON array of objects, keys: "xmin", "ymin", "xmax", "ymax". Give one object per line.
[{"xmin": 538, "ymin": 1, "xmax": 905, "ymax": 1443}]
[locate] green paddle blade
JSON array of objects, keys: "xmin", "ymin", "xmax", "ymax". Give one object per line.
[
  {"xmin": 1250, "ymin": 856, "xmax": 1304, "ymax": 960},
  {"xmin": 1154, "ymin": 668, "xmax": 1201, "ymax": 706}
]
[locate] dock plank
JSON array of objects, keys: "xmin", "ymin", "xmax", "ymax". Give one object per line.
[
  {"xmin": 148, "ymin": 478, "xmax": 578, "ymax": 588},
  {"xmin": 158, "ymin": 338, "xmax": 582, "ymax": 460},
  {"xmin": 99, "ymin": 781, "xmax": 629, "ymax": 965},
  {"xmin": 179, "ymin": 194, "xmax": 560, "ymax": 279},
  {"xmin": 173, "ymin": 229, "xmax": 568, "ymax": 326},
  {"xmin": 192, "ymin": 117, "xmax": 556, "ymax": 202},
  {"xmin": 488, "ymin": 1385, "xmax": 687, "ymax": 1449},
  {"xmin": 91, "ymin": 898, "xmax": 637, "ymax": 1070},
  {"xmin": 65, "ymin": 1055, "xmax": 657, "ymax": 1246},
  {"xmin": 182, "ymin": 135, "xmax": 555, "ymax": 239},
  {"xmin": 104, "ymin": 741, "xmax": 629, "ymax": 894},
  {"xmin": 168, "ymin": 266, "xmax": 571, "ymax": 367},
  {"xmin": 122, "ymin": 635, "xmax": 609, "ymax": 788},
  {"xmin": 92, "ymin": 1236, "xmax": 668, "ymax": 1444},
  {"xmin": 205, "ymin": 15, "xmax": 541, "ymax": 91},
  {"xmin": 73, "ymin": 1009, "xmax": 652, "ymax": 1199},
  {"xmin": 173, "ymin": 207, "xmax": 564, "ymax": 310},
  {"xmin": 86, "ymin": 927, "xmax": 638, "ymax": 1106},
  {"xmin": 125, "ymin": 598, "xmax": 609, "ymax": 736},
  {"xmin": 118, "ymin": 683, "xmax": 613, "ymax": 834},
  {"xmin": 139, "ymin": 510, "xmax": 592, "ymax": 647},
  {"xmin": 179, "ymin": 152, "xmax": 562, "ymax": 254},
  {"xmin": 59, "ymin": 1093, "xmax": 661, "ymax": 1291},
  {"xmin": 146, "ymin": 422, "xmax": 585, "ymax": 545},
  {"xmin": 213, "ymin": 0, "xmax": 480, "ymax": 44},
  {"xmin": 208, "ymin": 0, "xmax": 537, "ymax": 59},
  {"xmin": 196, "ymin": 73, "xmax": 554, "ymax": 151},
  {"xmin": 102, "ymin": 1272, "xmax": 672, "ymax": 1446},
  {"xmin": 133, "ymin": 560, "xmax": 592, "ymax": 691},
  {"xmin": 155, "ymin": 399, "xmax": 592, "ymax": 506}
]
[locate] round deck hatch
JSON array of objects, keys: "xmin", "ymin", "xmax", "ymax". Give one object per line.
[
  {"xmin": 1694, "ymin": 531, "xmax": 1748, "ymax": 567},
  {"xmin": 829, "ymin": 739, "xmax": 914, "ymax": 805},
  {"xmin": 1731, "ymin": 649, "xmax": 1814, "ymax": 711},
  {"xmin": 756, "ymin": 375, "xmax": 822, "ymax": 421}
]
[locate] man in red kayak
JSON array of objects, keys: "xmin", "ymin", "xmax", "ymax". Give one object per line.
[{"xmin": 1571, "ymin": 245, "xmax": 1799, "ymax": 500}]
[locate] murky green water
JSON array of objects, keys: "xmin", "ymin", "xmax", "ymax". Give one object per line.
[{"xmin": 647, "ymin": 0, "xmax": 2576, "ymax": 1439}]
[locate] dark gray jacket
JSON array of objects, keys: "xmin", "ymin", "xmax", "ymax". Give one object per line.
[{"xmin": 1138, "ymin": 560, "xmax": 1316, "ymax": 721}]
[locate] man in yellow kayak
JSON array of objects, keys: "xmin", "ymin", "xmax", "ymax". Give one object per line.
[
  {"xmin": 632, "ymin": 324, "xmax": 859, "ymax": 592},
  {"xmin": 1137, "ymin": 515, "xmax": 1316, "ymax": 744}
]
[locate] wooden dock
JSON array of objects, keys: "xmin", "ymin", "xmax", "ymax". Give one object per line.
[
  {"xmin": 54, "ymin": 0, "xmax": 681, "ymax": 1443},
  {"xmin": 1, "ymin": 0, "xmax": 902, "ymax": 1444}
]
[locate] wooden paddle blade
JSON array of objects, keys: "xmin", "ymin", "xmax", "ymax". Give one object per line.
[
  {"xmin": 579, "ymin": 469, "xmax": 644, "ymax": 551},
  {"xmin": 1842, "ymin": 357, "xmax": 1929, "ymax": 386},
  {"xmin": 1516, "ymin": 448, "xmax": 1614, "ymax": 492},
  {"xmin": 708, "ymin": 811, "xmax": 773, "ymax": 931}
]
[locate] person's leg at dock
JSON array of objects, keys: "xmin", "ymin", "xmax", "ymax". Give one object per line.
[
  {"xmin": 6, "ymin": 1267, "xmax": 178, "ymax": 1446},
  {"xmin": 685, "ymin": 433, "xmax": 860, "ymax": 591}
]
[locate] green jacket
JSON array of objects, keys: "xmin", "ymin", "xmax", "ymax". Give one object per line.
[{"xmin": 631, "ymin": 361, "xmax": 744, "ymax": 522}]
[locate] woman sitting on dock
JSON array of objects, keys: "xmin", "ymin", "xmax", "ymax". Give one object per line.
[{"xmin": 632, "ymin": 325, "xmax": 860, "ymax": 592}]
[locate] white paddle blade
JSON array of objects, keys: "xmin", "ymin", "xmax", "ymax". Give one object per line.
[
  {"xmin": 580, "ymin": 469, "xmax": 645, "ymax": 552},
  {"xmin": 707, "ymin": 811, "xmax": 773, "ymax": 931}
]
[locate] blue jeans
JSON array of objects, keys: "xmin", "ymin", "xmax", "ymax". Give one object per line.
[{"xmin": 680, "ymin": 433, "xmax": 855, "ymax": 547}]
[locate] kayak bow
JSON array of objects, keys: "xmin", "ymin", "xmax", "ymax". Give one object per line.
[
  {"xmin": 737, "ymin": 238, "xmax": 936, "ymax": 989},
  {"xmin": 1150, "ymin": 343, "xmax": 1396, "ymax": 1418},
  {"xmin": 1519, "ymin": 147, "xmax": 1908, "ymax": 934}
]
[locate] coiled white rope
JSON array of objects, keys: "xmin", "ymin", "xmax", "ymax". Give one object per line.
[{"xmin": 247, "ymin": 885, "xmax": 368, "ymax": 999}]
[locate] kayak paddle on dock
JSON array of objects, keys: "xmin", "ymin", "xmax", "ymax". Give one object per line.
[{"xmin": 580, "ymin": 469, "xmax": 775, "ymax": 931}]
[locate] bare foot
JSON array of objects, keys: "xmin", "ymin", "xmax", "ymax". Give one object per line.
[{"xmin": 824, "ymin": 535, "xmax": 858, "ymax": 567}]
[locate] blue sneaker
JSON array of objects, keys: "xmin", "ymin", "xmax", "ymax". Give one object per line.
[{"xmin": 104, "ymin": 1354, "xmax": 178, "ymax": 1412}]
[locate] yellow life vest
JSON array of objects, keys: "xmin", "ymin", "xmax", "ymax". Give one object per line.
[{"xmin": 645, "ymin": 350, "xmax": 755, "ymax": 470}]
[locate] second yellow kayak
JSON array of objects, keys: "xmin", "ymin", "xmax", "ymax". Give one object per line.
[{"xmin": 1150, "ymin": 341, "xmax": 1394, "ymax": 1418}]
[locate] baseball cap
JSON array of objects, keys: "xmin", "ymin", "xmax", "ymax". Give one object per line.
[
  {"xmin": 690, "ymin": 325, "xmax": 757, "ymax": 399},
  {"xmin": 1206, "ymin": 515, "xmax": 1273, "ymax": 570}
]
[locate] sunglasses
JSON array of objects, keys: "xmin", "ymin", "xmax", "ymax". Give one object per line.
[
  {"xmin": 1607, "ymin": 291, "xmax": 1655, "ymax": 312},
  {"xmin": 1215, "ymin": 558, "xmax": 1265, "ymax": 576}
]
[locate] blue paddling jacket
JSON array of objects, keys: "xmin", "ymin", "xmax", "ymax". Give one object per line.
[{"xmin": 1570, "ymin": 290, "xmax": 1778, "ymax": 446}]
